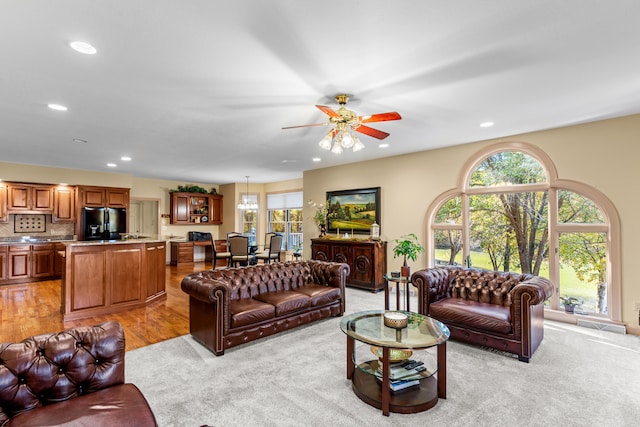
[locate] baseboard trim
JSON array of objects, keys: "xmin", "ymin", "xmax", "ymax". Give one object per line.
[{"xmin": 576, "ymin": 319, "xmax": 626, "ymax": 334}]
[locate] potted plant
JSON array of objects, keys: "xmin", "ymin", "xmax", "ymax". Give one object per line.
[
  {"xmin": 560, "ymin": 296, "xmax": 583, "ymax": 314},
  {"xmin": 392, "ymin": 233, "xmax": 425, "ymax": 278}
]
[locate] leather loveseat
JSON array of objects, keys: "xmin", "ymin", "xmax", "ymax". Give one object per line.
[
  {"xmin": 181, "ymin": 260, "xmax": 349, "ymax": 356},
  {"xmin": 0, "ymin": 321, "xmax": 157, "ymax": 426},
  {"xmin": 411, "ymin": 267, "xmax": 554, "ymax": 362}
]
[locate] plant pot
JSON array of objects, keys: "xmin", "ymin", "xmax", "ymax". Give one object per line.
[
  {"xmin": 563, "ymin": 304, "xmax": 575, "ymax": 314},
  {"xmin": 400, "ymin": 265, "xmax": 411, "ymax": 278}
]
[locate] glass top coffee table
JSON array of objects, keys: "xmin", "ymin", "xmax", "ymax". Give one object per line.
[{"xmin": 340, "ymin": 310, "xmax": 450, "ymax": 416}]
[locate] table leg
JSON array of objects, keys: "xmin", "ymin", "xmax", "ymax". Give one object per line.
[
  {"xmin": 405, "ymin": 282, "xmax": 410, "ymax": 312},
  {"xmin": 437, "ymin": 341, "xmax": 447, "ymax": 399},
  {"xmin": 395, "ymin": 282, "xmax": 400, "ymax": 310},
  {"xmin": 384, "ymin": 280, "xmax": 389, "ymax": 310},
  {"xmin": 346, "ymin": 336, "xmax": 354, "ymax": 380},
  {"xmin": 381, "ymin": 347, "xmax": 390, "ymax": 416}
]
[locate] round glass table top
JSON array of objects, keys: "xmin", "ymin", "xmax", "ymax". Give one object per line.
[{"xmin": 340, "ymin": 310, "xmax": 450, "ymax": 349}]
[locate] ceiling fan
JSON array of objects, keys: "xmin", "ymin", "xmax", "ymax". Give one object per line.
[{"xmin": 282, "ymin": 94, "xmax": 401, "ymax": 153}]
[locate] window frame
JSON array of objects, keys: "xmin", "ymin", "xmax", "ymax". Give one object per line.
[{"xmin": 426, "ymin": 142, "xmax": 621, "ymax": 323}]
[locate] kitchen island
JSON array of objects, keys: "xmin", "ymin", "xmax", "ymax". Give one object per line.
[{"xmin": 60, "ymin": 239, "xmax": 166, "ymax": 321}]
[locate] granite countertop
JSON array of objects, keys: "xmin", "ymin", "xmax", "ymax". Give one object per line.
[
  {"xmin": 64, "ymin": 238, "xmax": 166, "ymax": 246},
  {"xmin": 0, "ymin": 235, "xmax": 76, "ymax": 245}
]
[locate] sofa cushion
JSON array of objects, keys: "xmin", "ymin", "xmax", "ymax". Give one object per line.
[
  {"xmin": 294, "ymin": 284, "xmax": 341, "ymax": 307},
  {"xmin": 5, "ymin": 383, "xmax": 157, "ymax": 427},
  {"xmin": 253, "ymin": 290, "xmax": 311, "ymax": 316},
  {"xmin": 430, "ymin": 298, "xmax": 512, "ymax": 334},
  {"xmin": 230, "ymin": 299, "xmax": 276, "ymax": 328}
]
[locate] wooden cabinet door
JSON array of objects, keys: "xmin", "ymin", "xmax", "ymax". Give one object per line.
[
  {"xmin": 9, "ymin": 245, "xmax": 30, "ymax": 280},
  {"xmin": 31, "ymin": 245, "xmax": 55, "ymax": 278},
  {"xmin": 82, "ymin": 188, "xmax": 105, "ymax": 207},
  {"xmin": 145, "ymin": 243, "xmax": 166, "ymax": 298},
  {"xmin": 53, "ymin": 186, "xmax": 76, "ymax": 223},
  {"xmin": 170, "ymin": 193, "xmax": 190, "ymax": 224},
  {"xmin": 7, "ymin": 185, "xmax": 30, "ymax": 210},
  {"xmin": 54, "ymin": 243, "xmax": 65, "ymax": 277},
  {"xmin": 210, "ymin": 194, "xmax": 223, "ymax": 224},
  {"xmin": 311, "ymin": 241, "xmax": 331, "ymax": 261},
  {"xmin": 331, "ymin": 243, "xmax": 351, "ymax": 265},
  {"xmin": 0, "ymin": 247, "xmax": 7, "ymax": 281},
  {"xmin": 110, "ymin": 247, "xmax": 142, "ymax": 305},
  {"xmin": 0, "ymin": 186, "xmax": 7, "ymax": 223},
  {"xmin": 32, "ymin": 186, "xmax": 54, "ymax": 211},
  {"xmin": 106, "ymin": 189, "xmax": 129, "ymax": 207},
  {"xmin": 350, "ymin": 245, "xmax": 375, "ymax": 287}
]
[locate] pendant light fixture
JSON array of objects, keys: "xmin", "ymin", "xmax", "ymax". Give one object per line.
[{"xmin": 237, "ymin": 176, "xmax": 258, "ymax": 210}]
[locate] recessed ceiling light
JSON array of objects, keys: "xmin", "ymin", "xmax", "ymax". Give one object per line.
[
  {"xmin": 480, "ymin": 121, "xmax": 494, "ymax": 128},
  {"xmin": 73, "ymin": 138, "xmax": 87, "ymax": 143},
  {"xmin": 312, "ymin": 157, "xmax": 321, "ymax": 162},
  {"xmin": 48, "ymin": 103, "xmax": 68, "ymax": 111},
  {"xmin": 121, "ymin": 156, "xmax": 132, "ymax": 161},
  {"xmin": 69, "ymin": 41, "xmax": 97, "ymax": 54},
  {"xmin": 378, "ymin": 143, "xmax": 389, "ymax": 148},
  {"xmin": 107, "ymin": 163, "xmax": 117, "ymax": 168}
]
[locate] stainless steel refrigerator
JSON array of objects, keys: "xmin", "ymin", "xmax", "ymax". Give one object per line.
[{"xmin": 82, "ymin": 207, "xmax": 127, "ymax": 240}]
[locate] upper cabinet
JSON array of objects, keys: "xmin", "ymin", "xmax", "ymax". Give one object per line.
[
  {"xmin": 6, "ymin": 183, "xmax": 54, "ymax": 213},
  {"xmin": 78, "ymin": 186, "xmax": 129, "ymax": 208},
  {"xmin": 0, "ymin": 185, "xmax": 7, "ymax": 223},
  {"xmin": 52, "ymin": 186, "xmax": 76, "ymax": 223},
  {"xmin": 170, "ymin": 192, "xmax": 222, "ymax": 225}
]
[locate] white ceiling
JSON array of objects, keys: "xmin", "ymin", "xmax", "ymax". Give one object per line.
[{"xmin": 2, "ymin": 1, "xmax": 640, "ymax": 184}]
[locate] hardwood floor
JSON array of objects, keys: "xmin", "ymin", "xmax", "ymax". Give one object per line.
[{"xmin": 0, "ymin": 263, "xmax": 210, "ymax": 351}]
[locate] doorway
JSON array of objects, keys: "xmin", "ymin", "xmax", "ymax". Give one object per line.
[{"xmin": 129, "ymin": 199, "xmax": 159, "ymax": 237}]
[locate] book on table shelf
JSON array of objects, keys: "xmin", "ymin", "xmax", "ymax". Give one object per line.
[
  {"xmin": 389, "ymin": 379, "xmax": 420, "ymax": 392},
  {"xmin": 374, "ymin": 359, "xmax": 428, "ymax": 381}
]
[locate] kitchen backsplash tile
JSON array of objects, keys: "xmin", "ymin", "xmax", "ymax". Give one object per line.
[{"xmin": 0, "ymin": 215, "xmax": 75, "ymax": 238}]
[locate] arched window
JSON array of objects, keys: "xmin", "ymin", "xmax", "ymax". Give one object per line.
[{"xmin": 427, "ymin": 142, "xmax": 621, "ymax": 323}]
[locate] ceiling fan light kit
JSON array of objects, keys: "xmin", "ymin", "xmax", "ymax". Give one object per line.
[{"xmin": 283, "ymin": 94, "xmax": 401, "ymax": 154}]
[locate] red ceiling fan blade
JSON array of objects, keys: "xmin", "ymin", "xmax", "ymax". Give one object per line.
[
  {"xmin": 282, "ymin": 123, "xmax": 328, "ymax": 129},
  {"xmin": 354, "ymin": 125, "xmax": 390, "ymax": 140},
  {"xmin": 316, "ymin": 105, "xmax": 341, "ymax": 118},
  {"xmin": 359, "ymin": 112, "xmax": 402, "ymax": 123}
]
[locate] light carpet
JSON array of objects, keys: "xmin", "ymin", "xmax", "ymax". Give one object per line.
[{"xmin": 126, "ymin": 287, "xmax": 640, "ymax": 427}]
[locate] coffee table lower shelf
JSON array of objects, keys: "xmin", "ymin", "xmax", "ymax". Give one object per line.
[{"xmin": 351, "ymin": 368, "xmax": 439, "ymax": 414}]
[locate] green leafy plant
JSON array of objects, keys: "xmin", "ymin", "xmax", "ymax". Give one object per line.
[
  {"xmin": 169, "ymin": 184, "xmax": 209, "ymax": 193},
  {"xmin": 392, "ymin": 233, "xmax": 425, "ymax": 267}
]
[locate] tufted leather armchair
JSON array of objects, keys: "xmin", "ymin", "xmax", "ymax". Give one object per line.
[
  {"xmin": 0, "ymin": 321, "xmax": 157, "ymax": 426},
  {"xmin": 411, "ymin": 267, "xmax": 554, "ymax": 362},
  {"xmin": 181, "ymin": 260, "xmax": 349, "ymax": 355}
]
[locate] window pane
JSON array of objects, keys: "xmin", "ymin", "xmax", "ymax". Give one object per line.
[
  {"xmin": 435, "ymin": 197, "xmax": 462, "ymax": 224},
  {"xmin": 269, "ymin": 209, "xmax": 286, "ymax": 222},
  {"xmin": 559, "ymin": 232, "xmax": 607, "ymax": 315},
  {"xmin": 558, "ymin": 190, "xmax": 605, "ymax": 223},
  {"xmin": 289, "ymin": 209, "xmax": 303, "ymax": 221},
  {"xmin": 469, "ymin": 192, "xmax": 549, "ymax": 276},
  {"xmin": 470, "ymin": 152, "xmax": 546, "ymax": 187},
  {"xmin": 434, "ymin": 229, "xmax": 463, "ymax": 266}
]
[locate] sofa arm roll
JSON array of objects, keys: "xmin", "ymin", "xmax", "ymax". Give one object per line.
[
  {"xmin": 180, "ymin": 273, "xmax": 229, "ymax": 304},
  {"xmin": 411, "ymin": 268, "xmax": 452, "ymax": 304},
  {"xmin": 512, "ymin": 276, "xmax": 554, "ymax": 306},
  {"xmin": 307, "ymin": 260, "xmax": 350, "ymax": 288}
]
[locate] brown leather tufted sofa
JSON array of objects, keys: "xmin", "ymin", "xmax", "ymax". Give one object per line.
[
  {"xmin": 0, "ymin": 321, "xmax": 157, "ymax": 426},
  {"xmin": 411, "ymin": 267, "xmax": 554, "ymax": 362},
  {"xmin": 181, "ymin": 260, "xmax": 349, "ymax": 356}
]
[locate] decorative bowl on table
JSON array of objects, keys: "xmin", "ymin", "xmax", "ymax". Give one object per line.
[
  {"xmin": 370, "ymin": 346, "xmax": 413, "ymax": 363},
  {"xmin": 383, "ymin": 311, "xmax": 408, "ymax": 329}
]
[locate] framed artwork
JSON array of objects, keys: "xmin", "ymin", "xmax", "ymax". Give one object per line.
[{"xmin": 326, "ymin": 187, "xmax": 380, "ymax": 234}]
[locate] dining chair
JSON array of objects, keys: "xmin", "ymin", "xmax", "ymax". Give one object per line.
[
  {"xmin": 211, "ymin": 237, "xmax": 231, "ymax": 269},
  {"xmin": 255, "ymin": 234, "xmax": 283, "ymax": 264},
  {"xmin": 229, "ymin": 235, "xmax": 250, "ymax": 267},
  {"xmin": 254, "ymin": 232, "xmax": 277, "ymax": 257}
]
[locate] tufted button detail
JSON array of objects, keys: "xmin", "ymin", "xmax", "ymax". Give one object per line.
[
  {"xmin": 95, "ymin": 359, "xmax": 100, "ymax": 365},
  {"xmin": 76, "ymin": 341, "xmax": 83, "ymax": 347}
]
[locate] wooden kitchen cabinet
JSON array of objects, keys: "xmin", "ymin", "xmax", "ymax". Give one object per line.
[
  {"xmin": 0, "ymin": 246, "xmax": 7, "ymax": 281},
  {"xmin": 0, "ymin": 185, "xmax": 7, "ymax": 223},
  {"xmin": 6, "ymin": 183, "xmax": 53, "ymax": 213},
  {"xmin": 170, "ymin": 192, "xmax": 222, "ymax": 225},
  {"xmin": 8, "ymin": 245, "xmax": 30, "ymax": 281},
  {"xmin": 170, "ymin": 241, "xmax": 194, "ymax": 265},
  {"xmin": 145, "ymin": 242, "xmax": 166, "ymax": 301},
  {"xmin": 78, "ymin": 186, "xmax": 130, "ymax": 208},
  {"xmin": 31, "ymin": 243, "xmax": 55, "ymax": 278},
  {"xmin": 52, "ymin": 186, "xmax": 76, "ymax": 223},
  {"xmin": 311, "ymin": 238, "xmax": 387, "ymax": 292}
]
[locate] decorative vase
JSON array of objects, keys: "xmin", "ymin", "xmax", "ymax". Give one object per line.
[{"xmin": 319, "ymin": 223, "xmax": 327, "ymax": 237}]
